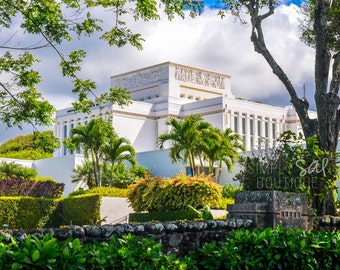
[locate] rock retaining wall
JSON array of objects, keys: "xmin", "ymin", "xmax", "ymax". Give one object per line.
[
  {"xmin": 2, "ymin": 216, "xmax": 339, "ymax": 257},
  {"xmin": 1, "ymin": 219, "xmax": 253, "ymax": 257},
  {"xmin": 314, "ymin": 215, "xmax": 340, "ymax": 231}
]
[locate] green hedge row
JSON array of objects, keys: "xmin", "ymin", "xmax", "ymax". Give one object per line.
[
  {"xmin": 0, "ymin": 178, "xmax": 63, "ymax": 198},
  {"xmin": 57, "ymin": 194, "xmax": 102, "ymax": 226},
  {"xmin": 129, "ymin": 210, "xmax": 199, "ymax": 223},
  {"xmin": 68, "ymin": 187, "xmax": 128, "ymax": 198},
  {"xmin": 0, "ymin": 197, "xmax": 58, "ymax": 229},
  {"xmin": 0, "ymin": 194, "xmax": 102, "ymax": 229},
  {"xmin": 0, "ymin": 227, "xmax": 339, "ymax": 269}
]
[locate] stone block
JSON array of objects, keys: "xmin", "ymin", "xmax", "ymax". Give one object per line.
[{"xmin": 228, "ymin": 191, "xmax": 314, "ymax": 230}]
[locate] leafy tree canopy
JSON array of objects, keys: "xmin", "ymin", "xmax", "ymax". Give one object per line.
[
  {"xmin": 0, "ymin": 130, "xmax": 59, "ymax": 160},
  {"xmin": 0, "ymin": 0, "xmax": 203, "ymax": 132}
]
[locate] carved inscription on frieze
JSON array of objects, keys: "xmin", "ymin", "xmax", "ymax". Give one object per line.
[
  {"xmin": 174, "ymin": 66, "xmax": 225, "ymax": 89},
  {"xmin": 112, "ymin": 66, "xmax": 165, "ymax": 89}
]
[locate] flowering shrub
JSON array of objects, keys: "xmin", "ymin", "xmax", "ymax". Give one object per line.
[
  {"xmin": 127, "ymin": 173, "xmax": 222, "ymax": 212},
  {"xmin": 0, "ymin": 178, "xmax": 64, "ymax": 198}
]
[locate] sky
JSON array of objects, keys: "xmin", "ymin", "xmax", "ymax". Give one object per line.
[{"xmin": 0, "ymin": 0, "xmax": 315, "ymax": 143}]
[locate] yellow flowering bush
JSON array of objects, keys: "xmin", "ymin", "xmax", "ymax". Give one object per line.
[{"xmin": 127, "ymin": 173, "xmax": 222, "ymax": 212}]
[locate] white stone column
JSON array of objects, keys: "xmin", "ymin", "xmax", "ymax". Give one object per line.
[
  {"xmin": 268, "ymin": 118, "xmax": 273, "ymax": 148},
  {"xmin": 245, "ymin": 114, "xmax": 250, "ymax": 151},
  {"xmin": 54, "ymin": 122, "xmax": 62, "ymax": 157},
  {"xmin": 230, "ymin": 111, "xmax": 235, "ymax": 133},
  {"xmin": 237, "ymin": 113, "xmax": 242, "ymax": 135}
]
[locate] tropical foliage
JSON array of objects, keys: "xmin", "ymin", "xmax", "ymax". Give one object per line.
[
  {"xmin": 127, "ymin": 173, "xmax": 222, "ymax": 212},
  {"xmin": 158, "ymin": 115, "xmax": 244, "ymax": 179},
  {"xmin": 65, "ymin": 118, "xmax": 115, "ymax": 187},
  {"xmin": 222, "ymin": 183, "xmax": 243, "ymax": 199},
  {"xmin": 200, "ymin": 127, "xmax": 245, "ymax": 182},
  {"xmin": 158, "ymin": 115, "xmax": 211, "ymax": 176},
  {"xmin": 65, "ymin": 118, "xmax": 142, "ymax": 188},
  {"xmin": 218, "ymin": 0, "xmax": 339, "ymax": 215},
  {"xmin": 0, "ymin": 227, "xmax": 340, "ymax": 269},
  {"xmin": 68, "ymin": 186, "xmax": 128, "ymax": 198},
  {"xmin": 190, "ymin": 226, "xmax": 340, "ymax": 269},
  {"xmin": 71, "ymin": 161, "xmax": 96, "ymax": 189},
  {"xmin": 0, "ymin": 162, "xmax": 37, "ymax": 180},
  {"xmin": 0, "ymin": 131, "xmax": 59, "ymax": 160},
  {"xmin": 234, "ymin": 131, "xmax": 339, "ymax": 215},
  {"xmin": 101, "ymin": 136, "xmax": 136, "ymax": 187}
]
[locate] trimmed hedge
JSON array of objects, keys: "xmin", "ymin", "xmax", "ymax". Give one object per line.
[
  {"xmin": 58, "ymin": 194, "xmax": 102, "ymax": 226},
  {"xmin": 68, "ymin": 187, "xmax": 128, "ymax": 198},
  {"xmin": 0, "ymin": 194, "xmax": 102, "ymax": 229},
  {"xmin": 0, "ymin": 197, "xmax": 58, "ymax": 229},
  {"xmin": 0, "ymin": 178, "xmax": 64, "ymax": 198},
  {"xmin": 127, "ymin": 173, "xmax": 222, "ymax": 212},
  {"xmin": 129, "ymin": 210, "xmax": 199, "ymax": 223}
]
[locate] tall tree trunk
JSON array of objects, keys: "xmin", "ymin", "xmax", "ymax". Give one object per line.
[
  {"xmin": 246, "ymin": 0, "xmax": 338, "ymax": 215},
  {"xmin": 314, "ymin": 0, "xmax": 339, "ymax": 215},
  {"xmin": 91, "ymin": 149, "xmax": 99, "ymax": 187},
  {"xmin": 95, "ymin": 152, "xmax": 101, "ymax": 187}
]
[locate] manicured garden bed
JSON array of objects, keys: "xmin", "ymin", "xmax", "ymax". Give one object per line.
[{"xmin": 1, "ymin": 226, "xmax": 339, "ymax": 269}]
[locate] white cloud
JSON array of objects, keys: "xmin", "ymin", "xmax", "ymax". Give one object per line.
[{"xmin": 0, "ymin": 3, "xmax": 316, "ymax": 142}]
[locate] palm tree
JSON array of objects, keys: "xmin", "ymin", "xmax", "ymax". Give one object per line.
[
  {"xmin": 157, "ymin": 115, "xmax": 212, "ymax": 176},
  {"xmin": 0, "ymin": 161, "xmax": 37, "ymax": 180},
  {"xmin": 200, "ymin": 128, "xmax": 245, "ymax": 182},
  {"xmin": 64, "ymin": 118, "xmax": 114, "ymax": 187},
  {"xmin": 101, "ymin": 136, "xmax": 136, "ymax": 186},
  {"xmin": 71, "ymin": 161, "xmax": 96, "ymax": 189}
]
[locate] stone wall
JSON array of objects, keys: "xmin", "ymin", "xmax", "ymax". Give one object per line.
[
  {"xmin": 2, "ymin": 216, "xmax": 339, "ymax": 257},
  {"xmin": 228, "ymin": 191, "xmax": 314, "ymax": 230},
  {"xmin": 1, "ymin": 219, "xmax": 253, "ymax": 257},
  {"xmin": 314, "ymin": 216, "xmax": 340, "ymax": 231}
]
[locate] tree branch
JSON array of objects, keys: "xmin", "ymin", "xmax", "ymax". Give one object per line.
[
  {"xmin": 0, "ymin": 81, "xmax": 38, "ymax": 132},
  {"xmin": 247, "ymin": 0, "xmax": 317, "ymax": 138}
]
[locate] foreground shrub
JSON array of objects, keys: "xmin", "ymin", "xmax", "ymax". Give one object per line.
[
  {"xmin": 0, "ymin": 234, "xmax": 188, "ymax": 270},
  {"xmin": 58, "ymin": 194, "xmax": 102, "ymax": 226},
  {"xmin": 0, "ymin": 178, "xmax": 64, "ymax": 198},
  {"xmin": 222, "ymin": 183, "xmax": 243, "ymax": 199},
  {"xmin": 0, "ymin": 197, "xmax": 58, "ymax": 229},
  {"xmin": 68, "ymin": 186, "xmax": 128, "ymax": 198},
  {"xmin": 0, "ymin": 228, "xmax": 339, "ymax": 269},
  {"xmin": 129, "ymin": 210, "xmax": 199, "ymax": 222},
  {"xmin": 190, "ymin": 226, "xmax": 340, "ymax": 269},
  {"xmin": 127, "ymin": 173, "xmax": 222, "ymax": 212}
]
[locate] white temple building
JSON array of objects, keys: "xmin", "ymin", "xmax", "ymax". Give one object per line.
[
  {"xmin": 46, "ymin": 62, "xmax": 316, "ymax": 194},
  {"xmin": 0, "ymin": 62, "xmax": 318, "ymax": 195},
  {"xmin": 55, "ymin": 62, "xmax": 313, "ymax": 155}
]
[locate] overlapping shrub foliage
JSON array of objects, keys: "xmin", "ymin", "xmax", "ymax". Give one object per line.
[
  {"xmin": 0, "ymin": 178, "xmax": 64, "ymax": 199},
  {"xmin": 0, "ymin": 227, "xmax": 339, "ymax": 269},
  {"xmin": 129, "ymin": 210, "xmax": 199, "ymax": 222},
  {"xmin": 190, "ymin": 226, "xmax": 340, "ymax": 269},
  {"xmin": 127, "ymin": 173, "xmax": 222, "ymax": 212},
  {"xmin": 68, "ymin": 186, "xmax": 128, "ymax": 198},
  {"xmin": 55, "ymin": 194, "xmax": 102, "ymax": 226},
  {"xmin": 0, "ymin": 197, "xmax": 58, "ymax": 229}
]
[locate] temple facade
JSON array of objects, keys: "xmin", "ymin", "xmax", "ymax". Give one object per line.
[
  {"xmin": 0, "ymin": 62, "xmax": 317, "ymax": 195},
  {"xmin": 55, "ymin": 62, "xmax": 313, "ymax": 157}
]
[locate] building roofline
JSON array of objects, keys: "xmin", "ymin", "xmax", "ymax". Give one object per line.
[{"xmin": 110, "ymin": 61, "xmax": 231, "ymax": 80}]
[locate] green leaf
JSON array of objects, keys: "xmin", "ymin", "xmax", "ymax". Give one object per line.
[
  {"xmin": 32, "ymin": 249, "xmax": 40, "ymax": 262},
  {"xmin": 274, "ymin": 254, "xmax": 281, "ymax": 260},
  {"xmin": 71, "ymin": 238, "xmax": 81, "ymax": 251}
]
